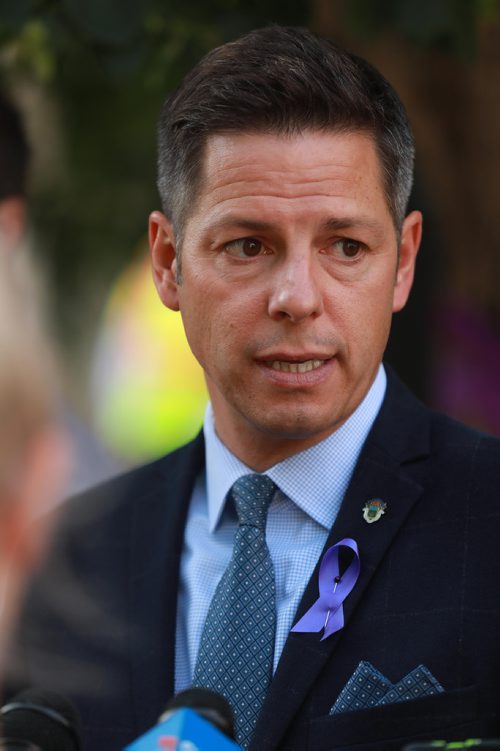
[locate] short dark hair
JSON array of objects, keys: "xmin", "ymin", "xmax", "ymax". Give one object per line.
[
  {"xmin": 157, "ymin": 25, "xmax": 414, "ymax": 256},
  {"xmin": 0, "ymin": 91, "xmax": 29, "ymax": 201}
]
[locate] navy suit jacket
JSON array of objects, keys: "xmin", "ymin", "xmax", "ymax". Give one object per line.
[{"xmin": 8, "ymin": 371, "xmax": 500, "ymax": 750}]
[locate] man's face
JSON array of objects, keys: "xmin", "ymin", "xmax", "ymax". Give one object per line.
[{"xmin": 150, "ymin": 130, "xmax": 421, "ymax": 468}]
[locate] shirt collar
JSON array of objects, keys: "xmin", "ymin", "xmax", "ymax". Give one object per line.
[{"xmin": 203, "ymin": 364, "xmax": 387, "ymax": 532}]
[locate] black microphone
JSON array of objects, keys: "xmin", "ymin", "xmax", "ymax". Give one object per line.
[
  {"xmin": 0, "ymin": 689, "xmax": 81, "ymax": 751},
  {"xmin": 160, "ymin": 687, "xmax": 236, "ymax": 739}
]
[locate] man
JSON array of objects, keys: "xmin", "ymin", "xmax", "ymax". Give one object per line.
[{"xmin": 9, "ymin": 26, "xmax": 500, "ymax": 751}]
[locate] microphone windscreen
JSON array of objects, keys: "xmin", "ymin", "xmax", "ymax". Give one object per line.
[
  {"xmin": 162, "ymin": 687, "xmax": 235, "ymax": 739},
  {"xmin": 0, "ymin": 688, "xmax": 81, "ymax": 751}
]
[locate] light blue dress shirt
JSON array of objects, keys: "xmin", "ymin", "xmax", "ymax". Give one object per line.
[{"xmin": 175, "ymin": 365, "xmax": 387, "ymax": 692}]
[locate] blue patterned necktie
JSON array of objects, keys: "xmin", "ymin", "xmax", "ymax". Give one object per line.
[{"xmin": 193, "ymin": 473, "xmax": 277, "ymax": 749}]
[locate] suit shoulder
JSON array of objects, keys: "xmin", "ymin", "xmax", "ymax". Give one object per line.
[
  {"xmin": 427, "ymin": 410, "xmax": 500, "ymax": 495},
  {"xmin": 54, "ymin": 433, "xmax": 205, "ymax": 535},
  {"xmin": 381, "ymin": 370, "xmax": 500, "ymax": 488},
  {"xmin": 430, "ymin": 408, "xmax": 500, "ymax": 452}
]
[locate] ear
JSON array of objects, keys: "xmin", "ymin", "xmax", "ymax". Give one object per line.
[
  {"xmin": 392, "ymin": 210, "xmax": 422, "ymax": 313},
  {"xmin": 149, "ymin": 210, "xmax": 180, "ymax": 312}
]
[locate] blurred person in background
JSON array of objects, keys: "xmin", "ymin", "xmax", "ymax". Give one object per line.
[
  {"xmin": 0, "ymin": 87, "xmax": 119, "ymax": 498},
  {"xmin": 0, "ymin": 245, "xmax": 67, "ymax": 676},
  {"xmin": 0, "ymin": 93, "xmax": 28, "ymax": 251}
]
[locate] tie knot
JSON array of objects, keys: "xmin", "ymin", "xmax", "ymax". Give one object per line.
[{"xmin": 231, "ymin": 473, "xmax": 276, "ymax": 529}]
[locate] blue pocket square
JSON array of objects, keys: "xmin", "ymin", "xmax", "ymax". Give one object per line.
[{"xmin": 330, "ymin": 661, "xmax": 444, "ymax": 715}]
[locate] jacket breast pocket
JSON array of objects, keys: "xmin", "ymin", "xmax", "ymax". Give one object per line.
[{"xmin": 308, "ymin": 685, "xmax": 479, "ymax": 751}]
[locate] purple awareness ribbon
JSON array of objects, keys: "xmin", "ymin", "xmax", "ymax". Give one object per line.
[{"xmin": 291, "ymin": 538, "xmax": 360, "ymax": 641}]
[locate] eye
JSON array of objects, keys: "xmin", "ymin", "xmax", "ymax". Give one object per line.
[
  {"xmin": 224, "ymin": 237, "xmax": 266, "ymax": 258},
  {"xmin": 327, "ymin": 238, "xmax": 365, "ymax": 260}
]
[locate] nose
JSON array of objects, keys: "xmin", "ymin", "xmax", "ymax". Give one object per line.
[{"xmin": 267, "ymin": 253, "xmax": 324, "ymax": 323}]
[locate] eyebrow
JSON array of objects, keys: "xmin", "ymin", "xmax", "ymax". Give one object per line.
[
  {"xmin": 210, "ymin": 215, "xmax": 386, "ymax": 239},
  {"xmin": 321, "ymin": 216, "xmax": 386, "ymax": 239},
  {"xmin": 211, "ymin": 218, "xmax": 275, "ymax": 233}
]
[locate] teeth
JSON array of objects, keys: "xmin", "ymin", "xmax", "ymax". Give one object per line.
[{"xmin": 269, "ymin": 359, "xmax": 324, "ymax": 373}]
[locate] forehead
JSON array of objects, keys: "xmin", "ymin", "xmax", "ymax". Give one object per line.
[{"xmin": 191, "ymin": 129, "xmax": 391, "ymax": 226}]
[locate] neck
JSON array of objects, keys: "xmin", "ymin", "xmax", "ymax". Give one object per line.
[{"xmin": 212, "ymin": 417, "xmax": 338, "ymax": 472}]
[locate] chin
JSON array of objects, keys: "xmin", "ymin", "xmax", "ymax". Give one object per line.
[{"xmin": 249, "ymin": 408, "xmax": 339, "ymax": 443}]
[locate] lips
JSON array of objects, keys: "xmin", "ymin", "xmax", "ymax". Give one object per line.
[{"xmin": 266, "ymin": 359, "xmax": 326, "ymax": 373}]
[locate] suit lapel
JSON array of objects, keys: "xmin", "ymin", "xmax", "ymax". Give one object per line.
[
  {"xmin": 129, "ymin": 434, "xmax": 204, "ymax": 733},
  {"xmin": 251, "ymin": 372, "xmax": 431, "ymax": 750}
]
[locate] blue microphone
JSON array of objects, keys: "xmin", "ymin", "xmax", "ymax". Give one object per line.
[{"xmin": 123, "ymin": 688, "xmax": 241, "ymax": 751}]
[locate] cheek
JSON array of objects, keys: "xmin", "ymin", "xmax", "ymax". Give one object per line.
[
  {"xmin": 338, "ymin": 280, "xmax": 394, "ymax": 356},
  {"xmin": 178, "ymin": 301, "xmax": 208, "ymax": 368},
  {"xmin": 178, "ymin": 295, "xmax": 231, "ymax": 374},
  {"xmin": 361, "ymin": 297, "xmax": 394, "ymax": 357}
]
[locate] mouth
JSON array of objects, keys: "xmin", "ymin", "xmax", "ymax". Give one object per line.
[{"xmin": 264, "ymin": 359, "xmax": 327, "ymax": 374}]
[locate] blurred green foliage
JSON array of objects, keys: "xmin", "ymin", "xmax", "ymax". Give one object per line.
[{"xmin": 344, "ymin": 0, "xmax": 499, "ymax": 59}]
